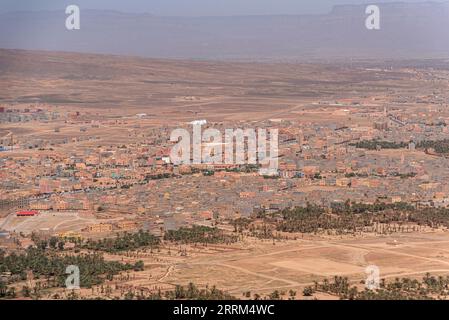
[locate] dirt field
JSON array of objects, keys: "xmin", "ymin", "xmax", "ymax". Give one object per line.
[
  {"xmin": 73, "ymin": 230, "xmax": 449, "ymax": 299},
  {"xmin": 0, "ymin": 211, "xmax": 120, "ymax": 234}
]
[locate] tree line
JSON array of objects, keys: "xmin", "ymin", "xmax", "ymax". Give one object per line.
[
  {"xmin": 164, "ymin": 225, "xmax": 238, "ymax": 245},
  {"xmin": 82, "ymin": 230, "xmax": 160, "ymax": 253},
  {"xmin": 350, "ymin": 139, "xmax": 408, "ymax": 150},
  {"xmin": 233, "ymin": 201, "xmax": 449, "ymax": 236},
  {"xmin": 305, "ymin": 273, "xmax": 449, "ymax": 300},
  {"xmin": 0, "ymin": 247, "xmax": 144, "ymax": 299}
]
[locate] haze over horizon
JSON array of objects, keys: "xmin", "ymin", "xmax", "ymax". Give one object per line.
[
  {"xmin": 0, "ymin": 0, "xmax": 442, "ymax": 16},
  {"xmin": 0, "ymin": 1, "xmax": 448, "ymax": 61}
]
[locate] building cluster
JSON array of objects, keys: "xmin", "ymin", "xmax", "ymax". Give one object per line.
[{"xmin": 2, "ymin": 94, "xmax": 449, "ymax": 237}]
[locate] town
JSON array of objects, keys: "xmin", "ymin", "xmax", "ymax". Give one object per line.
[{"xmin": 1, "ymin": 49, "xmax": 449, "ymax": 300}]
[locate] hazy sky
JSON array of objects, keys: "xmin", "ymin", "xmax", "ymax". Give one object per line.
[{"xmin": 0, "ymin": 0, "xmax": 440, "ymax": 16}]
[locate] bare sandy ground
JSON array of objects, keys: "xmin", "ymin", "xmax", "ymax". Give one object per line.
[{"xmin": 58, "ymin": 230, "xmax": 449, "ymax": 299}]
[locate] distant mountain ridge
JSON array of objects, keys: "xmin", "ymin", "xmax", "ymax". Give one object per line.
[{"xmin": 0, "ymin": 2, "xmax": 448, "ymax": 61}]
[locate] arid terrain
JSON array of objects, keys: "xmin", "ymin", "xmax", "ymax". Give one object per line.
[
  {"xmin": 2, "ymin": 49, "xmax": 449, "ymax": 300},
  {"xmin": 111, "ymin": 231, "xmax": 449, "ymax": 299}
]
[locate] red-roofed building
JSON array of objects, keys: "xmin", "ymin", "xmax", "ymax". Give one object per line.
[
  {"xmin": 16, "ymin": 210, "xmax": 39, "ymax": 217},
  {"xmin": 200, "ymin": 211, "xmax": 213, "ymax": 220}
]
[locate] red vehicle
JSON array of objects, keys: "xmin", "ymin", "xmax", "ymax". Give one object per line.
[{"xmin": 16, "ymin": 210, "xmax": 39, "ymax": 217}]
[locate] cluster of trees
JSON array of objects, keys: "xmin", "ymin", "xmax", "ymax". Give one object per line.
[
  {"xmin": 0, "ymin": 247, "xmax": 143, "ymax": 298},
  {"xmin": 330, "ymin": 201, "xmax": 414, "ymax": 214},
  {"xmin": 145, "ymin": 173, "xmax": 174, "ymax": 181},
  {"xmin": 276, "ymin": 203, "xmax": 358, "ymax": 234},
  {"xmin": 408, "ymin": 207, "xmax": 449, "ymax": 229},
  {"xmin": 345, "ymin": 172, "xmax": 369, "ymax": 178},
  {"xmin": 351, "ymin": 139, "xmax": 408, "ymax": 150},
  {"xmin": 236, "ymin": 201, "xmax": 449, "ymax": 236},
  {"xmin": 163, "ymin": 283, "xmax": 236, "ymax": 300},
  {"xmin": 0, "ymin": 281, "xmax": 16, "ymax": 299},
  {"xmin": 242, "ymin": 290, "xmax": 297, "ymax": 300},
  {"xmin": 83, "ymin": 230, "xmax": 160, "ymax": 253},
  {"xmin": 417, "ymin": 139, "xmax": 449, "ymax": 154},
  {"xmin": 232, "ymin": 218, "xmax": 252, "ymax": 234},
  {"xmin": 54, "ymin": 282, "xmax": 235, "ymax": 300},
  {"xmin": 276, "ymin": 214, "xmax": 377, "ymax": 235},
  {"xmin": 225, "ymin": 164, "xmax": 260, "ymax": 173},
  {"xmin": 345, "ymin": 172, "xmax": 416, "ymax": 179},
  {"xmin": 164, "ymin": 226, "xmax": 238, "ymax": 245},
  {"xmin": 307, "ymin": 273, "xmax": 449, "ymax": 300},
  {"xmin": 391, "ymin": 172, "xmax": 417, "ymax": 179},
  {"xmin": 31, "ymin": 234, "xmax": 66, "ymax": 251},
  {"xmin": 263, "ymin": 175, "xmax": 280, "ymax": 179}
]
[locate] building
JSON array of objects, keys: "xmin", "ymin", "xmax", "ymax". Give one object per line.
[
  {"xmin": 39, "ymin": 179, "xmax": 55, "ymax": 194},
  {"xmin": 336, "ymin": 178, "xmax": 350, "ymax": 187},
  {"xmin": 239, "ymin": 192, "xmax": 256, "ymax": 199},
  {"xmin": 116, "ymin": 221, "xmax": 137, "ymax": 230},
  {"xmin": 30, "ymin": 201, "xmax": 51, "ymax": 210},
  {"xmin": 16, "ymin": 210, "xmax": 39, "ymax": 217},
  {"xmin": 87, "ymin": 223, "xmax": 113, "ymax": 233}
]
